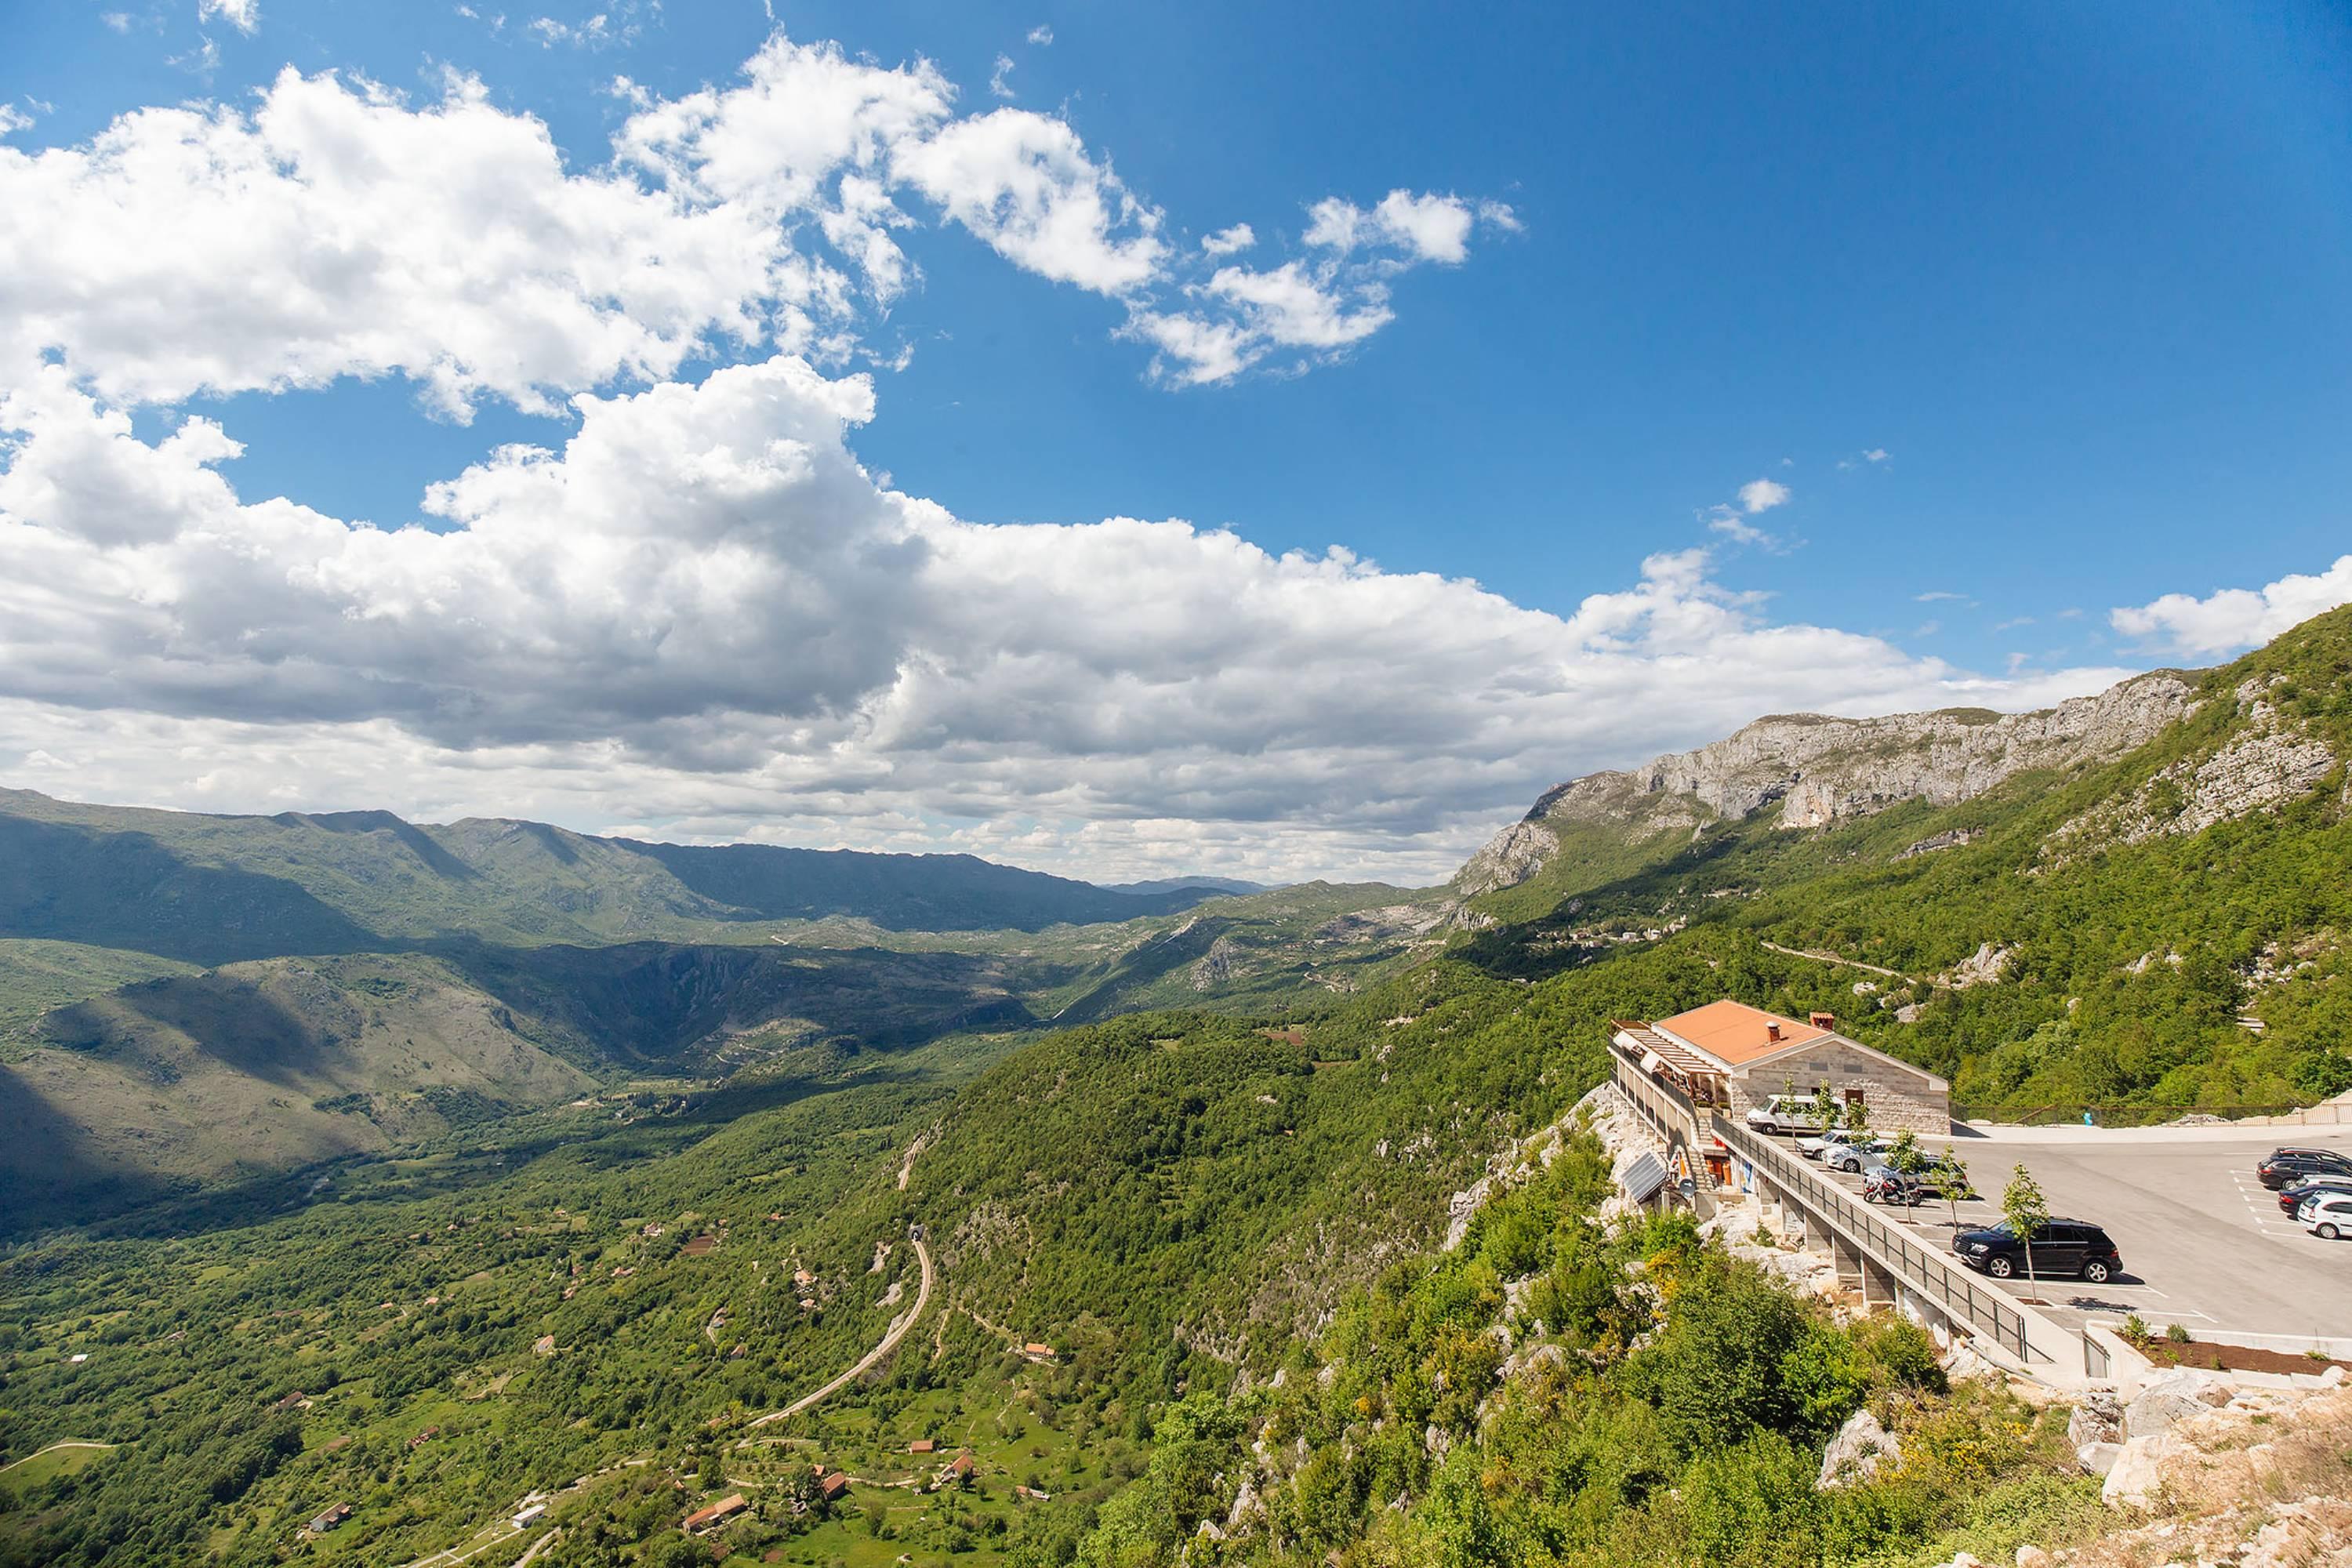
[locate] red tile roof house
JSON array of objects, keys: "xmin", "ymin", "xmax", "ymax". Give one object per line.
[
  {"xmin": 909, "ymin": 1439, "xmax": 938, "ymax": 1454},
  {"xmin": 681, "ymin": 1493, "xmax": 749, "ymax": 1533},
  {"xmin": 1613, "ymin": 1000, "xmax": 1950, "ymax": 1135},
  {"xmin": 817, "ymin": 1472, "xmax": 851, "ymax": 1501}
]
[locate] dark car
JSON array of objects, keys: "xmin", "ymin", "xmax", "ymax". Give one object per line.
[
  {"xmin": 2256, "ymin": 1147, "xmax": 2352, "ymax": 1190},
  {"xmin": 1864, "ymin": 1164, "xmax": 1973, "ymax": 1206},
  {"xmin": 2277, "ymin": 1177, "xmax": 2352, "ymax": 1215},
  {"xmin": 1954, "ymin": 1218, "xmax": 2122, "ymax": 1283}
]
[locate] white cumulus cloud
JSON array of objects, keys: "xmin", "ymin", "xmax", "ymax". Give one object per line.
[
  {"xmin": 1200, "ymin": 223, "xmax": 1254, "ymax": 257},
  {"xmin": 197, "ymin": 0, "xmax": 260, "ymax": 34},
  {"xmin": 2111, "ymin": 554, "xmax": 2352, "ymax": 658}
]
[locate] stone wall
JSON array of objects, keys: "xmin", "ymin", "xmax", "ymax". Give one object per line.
[{"xmin": 1728, "ymin": 1039, "xmax": 1947, "ymax": 1134}]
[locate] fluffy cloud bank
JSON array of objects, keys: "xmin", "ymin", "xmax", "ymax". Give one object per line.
[
  {"xmin": 0, "ymin": 35, "xmax": 1507, "ymax": 412},
  {"xmin": 2111, "ymin": 555, "xmax": 2352, "ymax": 659},
  {"xmin": 0, "ymin": 343, "xmax": 2143, "ymax": 882},
  {"xmin": 0, "ymin": 28, "xmax": 2284, "ymax": 884}
]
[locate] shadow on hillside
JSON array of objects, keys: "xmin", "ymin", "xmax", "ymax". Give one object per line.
[
  {"xmin": 0, "ymin": 814, "xmax": 380, "ymax": 965},
  {"xmin": 440, "ymin": 939, "xmax": 1042, "ymax": 1064},
  {"xmin": 37, "ymin": 971, "xmax": 360, "ymax": 1090},
  {"xmin": 38, "ymin": 1059, "xmax": 942, "ymax": 1243},
  {"xmin": 621, "ymin": 837, "xmax": 1214, "ymax": 932},
  {"xmin": 0, "ymin": 1067, "xmax": 170, "ymax": 1234},
  {"xmin": 278, "ymin": 809, "xmax": 481, "ymax": 881},
  {"xmin": 1047, "ymin": 918, "xmax": 1232, "ymax": 1026}
]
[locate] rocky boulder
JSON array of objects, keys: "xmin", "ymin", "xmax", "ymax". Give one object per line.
[
  {"xmin": 2067, "ymin": 1389, "xmax": 2124, "ymax": 1449},
  {"xmin": 1818, "ymin": 1407, "xmax": 1902, "ymax": 1488},
  {"xmin": 2074, "ymin": 1440, "xmax": 2122, "ymax": 1476},
  {"xmin": 2125, "ymin": 1368, "xmax": 2234, "ymax": 1439},
  {"xmin": 2103, "ymin": 1430, "xmax": 2187, "ymax": 1508}
]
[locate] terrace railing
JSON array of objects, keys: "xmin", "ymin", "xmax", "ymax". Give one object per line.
[{"xmin": 1711, "ymin": 1112, "xmax": 2034, "ymax": 1364}]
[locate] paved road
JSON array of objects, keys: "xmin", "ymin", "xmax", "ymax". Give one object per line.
[
  {"xmin": 1795, "ymin": 1126, "xmax": 2352, "ymax": 1340},
  {"xmin": 750, "ymin": 1236, "xmax": 933, "ymax": 1428},
  {"xmin": 0, "ymin": 1439, "xmax": 120, "ymax": 1473}
]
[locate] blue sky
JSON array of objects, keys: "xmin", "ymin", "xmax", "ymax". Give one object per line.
[{"xmin": 0, "ymin": 0, "xmax": 2347, "ymax": 880}]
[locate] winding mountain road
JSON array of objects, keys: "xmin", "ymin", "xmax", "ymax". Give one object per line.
[
  {"xmin": 749, "ymin": 1235, "xmax": 933, "ymax": 1428},
  {"xmin": 0, "ymin": 1439, "xmax": 120, "ymax": 1473}
]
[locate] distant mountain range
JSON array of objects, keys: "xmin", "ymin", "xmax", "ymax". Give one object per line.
[
  {"xmin": 0, "ymin": 789, "xmax": 1236, "ymax": 961},
  {"xmin": 1102, "ymin": 876, "xmax": 1272, "ymax": 896}
]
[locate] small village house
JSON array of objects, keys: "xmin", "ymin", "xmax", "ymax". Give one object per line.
[{"xmin": 681, "ymin": 1493, "xmax": 749, "ymax": 1534}]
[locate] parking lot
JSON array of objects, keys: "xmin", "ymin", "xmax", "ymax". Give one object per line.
[{"xmin": 1782, "ymin": 1123, "xmax": 2352, "ymax": 1341}]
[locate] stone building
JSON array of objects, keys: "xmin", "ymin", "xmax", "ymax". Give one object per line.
[{"xmin": 1612, "ymin": 999, "xmax": 1949, "ymax": 1137}]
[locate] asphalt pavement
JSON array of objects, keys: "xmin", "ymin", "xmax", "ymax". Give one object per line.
[{"xmin": 1792, "ymin": 1125, "xmax": 2352, "ymax": 1341}]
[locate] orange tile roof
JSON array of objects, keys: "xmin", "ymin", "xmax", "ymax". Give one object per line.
[{"xmin": 1652, "ymin": 1000, "xmax": 1829, "ymax": 1067}]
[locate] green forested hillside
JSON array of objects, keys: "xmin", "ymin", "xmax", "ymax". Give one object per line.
[
  {"xmin": 1462, "ymin": 606, "xmax": 2352, "ymax": 1116},
  {"xmin": 5, "ymin": 613, "xmax": 2351, "ymax": 1567}
]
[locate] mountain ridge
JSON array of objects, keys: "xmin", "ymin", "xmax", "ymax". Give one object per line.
[
  {"xmin": 0, "ymin": 789, "xmax": 1229, "ymax": 958},
  {"xmin": 1455, "ymin": 666, "xmax": 2204, "ymax": 902}
]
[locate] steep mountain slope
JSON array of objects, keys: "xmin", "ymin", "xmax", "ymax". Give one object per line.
[
  {"xmin": 0, "ymin": 791, "xmax": 1225, "ymax": 960},
  {"xmin": 1456, "ymin": 667, "xmax": 2198, "ymax": 923},
  {"xmin": 1450, "ymin": 605, "xmax": 2352, "ymax": 1113}
]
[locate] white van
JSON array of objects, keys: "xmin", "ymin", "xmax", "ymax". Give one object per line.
[{"xmin": 1744, "ymin": 1094, "xmax": 1831, "ymax": 1135}]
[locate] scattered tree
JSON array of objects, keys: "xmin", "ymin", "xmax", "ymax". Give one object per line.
[{"xmin": 2001, "ymin": 1163, "xmax": 2051, "ymax": 1298}]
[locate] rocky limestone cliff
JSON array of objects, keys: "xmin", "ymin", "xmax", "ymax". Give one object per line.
[
  {"xmin": 2049, "ymin": 673, "xmax": 2339, "ymax": 856},
  {"xmin": 1457, "ymin": 670, "xmax": 2199, "ymax": 895}
]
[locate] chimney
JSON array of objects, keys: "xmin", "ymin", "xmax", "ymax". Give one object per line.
[
  {"xmin": 1809, "ymin": 1011, "xmax": 1835, "ymax": 1030},
  {"xmin": 1765, "ymin": 1022, "xmax": 1782, "ymax": 1043}
]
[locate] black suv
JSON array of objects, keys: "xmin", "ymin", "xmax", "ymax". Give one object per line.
[
  {"xmin": 2256, "ymin": 1147, "xmax": 2352, "ymax": 1190},
  {"xmin": 1954, "ymin": 1218, "xmax": 2122, "ymax": 1283}
]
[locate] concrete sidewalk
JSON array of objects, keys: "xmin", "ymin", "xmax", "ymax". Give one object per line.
[{"xmin": 1950, "ymin": 1120, "xmax": 2352, "ymax": 1147}]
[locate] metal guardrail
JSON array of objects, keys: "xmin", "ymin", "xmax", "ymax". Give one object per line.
[
  {"xmin": 1953, "ymin": 1101, "xmax": 2348, "ymax": 1127},
  {"xmin": 1711, "ymin": 1112, "xmax": 2034, "ymax": 1364},
  {"xmin": 1609, "ymin": 1045, "xmax": 1698, "ymax": 1142}
]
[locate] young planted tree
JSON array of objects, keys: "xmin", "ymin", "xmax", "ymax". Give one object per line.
[
  {"xmin": 1936, "ymin": 1150, "xmax": 1972, "ymax": 1233},
  {"xmin": 1886, "ymin": 1129, "xmax": 1925, "ymax": 1174},
  {"xmin": 1810, "ymin": 1083, "xmax": 1840, "ymax": 1138},
  {"xmin": 2001, "ymin": 1163, "xmax": 2051, "ymax": 1298}
]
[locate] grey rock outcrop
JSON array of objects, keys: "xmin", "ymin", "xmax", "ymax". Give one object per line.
[
  {"xmin": 1818, "ymin": 1408, "xmax": 1903, "ymax": 1488},
  {"xmin": 2074, "ymin": 1440, "xmax": 2122, "ymax": 1476},
  {"xmin": 1454, "ymin": 818, "xmax": 1562, "ymax": 896},
  {"xmin": 2053, "ymin": 678, "xmax": 2336, "ymax": 855},
  {"xmin": 2101, "ymin": 1430, "xmax": 2186, "ymax": 1508},
  {"xmin": 1456, "ymin": 671, "xmax": 2197, "ymax": 893},
  {"xmin": 2125, "ymin": 1369, "xmax": 2234, "ymax": 1439},
  {"xmin": 2068, "ymin": 1391, "xmax": 2125, "ymax": 1450}
]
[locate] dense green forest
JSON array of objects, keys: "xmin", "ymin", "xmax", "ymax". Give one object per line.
[{"xmin": 1063, "ymin": 1125, "xmax": 2107, "ymax": 1568}]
